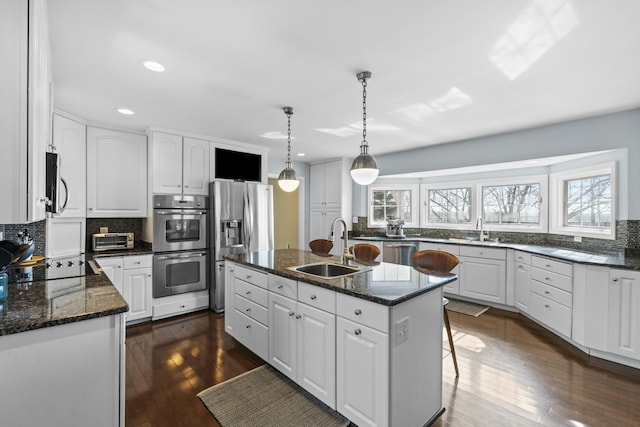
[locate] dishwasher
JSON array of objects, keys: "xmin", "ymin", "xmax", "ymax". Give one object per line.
[{"xmin": 383, "ymin": 241, "xmax": 417, "ymax": 265}]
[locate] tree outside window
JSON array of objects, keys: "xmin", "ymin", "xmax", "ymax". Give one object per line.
[
  {"xmin": 427, "ymin": 188, "xmax": 471, "ymax": 223},
  {"xmin": 565, "ymin": 174, "xmax": 611, "ymax": 228},
  {"xmin": 482, "ymin": 184, "xmax": 540, "ymax": 224}
]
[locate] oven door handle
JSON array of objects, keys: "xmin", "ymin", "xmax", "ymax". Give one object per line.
[
  {"xmin": 154, "ymin": 210, "xmax": 207, "ymax": 215},
  {"xmin": 156, "ymin": 252, "xmax": 206, "ymax": 260}
]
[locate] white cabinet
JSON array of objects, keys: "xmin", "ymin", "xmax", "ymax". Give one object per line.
[
  {"xmin": 527, "ymin": 256, "xmax": 573, "ymax": 338},
  {"xmin": 0, "ymin": 315, "xmax": 125, "ymax": 427},
  {"xmin": 45, "ymin": 217, "xmax": 86, "ymax": 258},
  {"xmin": 0, "ymin": 0, "xmax": 52, "ymax": 223},
  {"xmin": 607, "ymin": 269, "xmax": 640, "ymax": 361},
  {"xmin": 87, "ymin": 127, "xmax": 147, "ymax": 217},
  {"xmin": 459, "ymin": 246, "xmax": 507, "ymax": 304},
  {"xmin": 513, "ymin": 250, "xmax": 532, "ymax": 312},
  {"xmin": 51, "ymin": 113, "xmax": 86, "ymax": 217},
  {"xmin": 97, "ymin": 255, "xmax": 153, "ymax": 323},
  {"xmin": 419, "ymin": 242, "xmax": 461, "ymax": 294},
  {"xmin": 268, "ymin": 278, "xmax": 336, "ymax": 408},
  {"xmin": 336, "ymin": 293, "xmax": 389, "ymax": 427},
  {"xmin": 231, "ymin": 264, "xmax": 269, "ymax": 360},
  {"xmin": 309, "ymin": 159, "xmax": 352, "ymax": 256},
  {"xmin": 152, "ymin": 132, "xmax": 210, "ymax": 195},
  {"xmin": 224, "ymin": 261, "xmax": 236, "ymax": 335}
]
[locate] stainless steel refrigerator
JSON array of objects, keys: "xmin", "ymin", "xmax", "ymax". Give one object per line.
[{"xmin": 209, "ymin": 181, "xmax": 274, "ymax": 312}]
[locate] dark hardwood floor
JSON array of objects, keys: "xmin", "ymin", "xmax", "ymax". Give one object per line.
[{"xmin": 125, "ymin": 309, "xmax": 640, "ymax": 427}]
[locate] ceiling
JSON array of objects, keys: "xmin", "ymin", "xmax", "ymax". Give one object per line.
[{"xmin": 48, "ymin": 0, "xmax": 640, "ymax": 164}]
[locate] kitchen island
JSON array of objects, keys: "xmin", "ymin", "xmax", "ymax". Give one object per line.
[
  {"xmin": 0, "ymin": 271, "xmax": 128, "ymax": 427},
  {"xmin": 225, "ymin": 248, "xmax": 457, "ymax": 427}
]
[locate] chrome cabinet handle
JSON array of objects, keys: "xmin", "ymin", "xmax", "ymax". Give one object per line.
[
  {"xmin": 246, "ymin": 324, "xmax": 251, "ymax": 329},
  {"xmin": 278, "ymin": 285, "xmax": 284, "ymax": 289},
  {"xmin": 310, "ymin": 295, "xmax": 317, "ymax": 300},
  {"xmin": 245, "ymin": 308, "xmax": 251, "ymax": 312},
  {"xmin": 289, "ymin": 311, "xmax": 295, "ymax": 316},
  {"xmin": 545, "ymin": 304, "xmax": 550, "ymax": 308},
  {"xmin": 246, "ymin": 291, "xmax": 251, "ymax": 295},
  {"xmin": 354, "ymin": 309, "xmax": 362, "ymax": 316},
  {"xmin": 354, "ymin": 329, "xmax": 362, "ymax": 335},
  {"xmin": 612, "ymin": 278, "xmax": 619, "ymax": 282},
  {"xmin": 296, "ymin": 315, "xmax": 301, "ymax": 319}
]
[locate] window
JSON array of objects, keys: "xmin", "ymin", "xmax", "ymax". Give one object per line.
[
  {"xmin": 482, "ymin": 183, "xmax": 540, "ymax": 225},
  {"xmin": 368, "ymin": 184, "xmax": 419, "ymax": 227},
  {"xmin": 421, "ymin": 176, "xmax": 546, "ymax": 232},
  {"xmin": 427, "ymin": 187, "xmax": 472, "ymax": 224},
  {"xmin": 550, "ymin": 162, "xmax": 615, "ymax": 239}
]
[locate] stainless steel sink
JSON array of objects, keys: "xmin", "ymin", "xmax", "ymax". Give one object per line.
[{"xmin": 288, "ymin": 262, "xmax": 362, "ymax": 278}]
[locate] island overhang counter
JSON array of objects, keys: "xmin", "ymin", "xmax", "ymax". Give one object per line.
[{"xmin": 224, "ymin": 248, "xmax": 457, "ymax": 427}]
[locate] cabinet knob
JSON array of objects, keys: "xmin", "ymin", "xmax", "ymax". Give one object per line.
[
  {"xmin": 612, "ymin": 278, "xmax": 619, "ymax": 282},
  {"xmin": 545, "ymin": 277, "xmax": 551, "ymax": 281},
  {"xmin": 354, "ymin": 309, "xmax": 362, "ymax": 316},
  {"xmin": 310, "ymin": 295, "xmax": 317, "ymax": 300},
  {"xmin": 296, "ymin": 314, "xmax": 301, "ymax": 319},
  {"xmin": 544, "ymin": 291, "xmax": 550, "ymax": 295},
  {"xmin": 245, "ymin": 308, "xmax": 251, "ymax": 312},
  {"xmin": 246, "ymin": 324, "xmax": 251, "ymax": 329},
  {"xmin": 289, "ymin": 311, "xmax": 295, "ymax": 316},
  {"xmin": 246, "ymin": 275, "xmax": 252, "ymax": 280},
  {"xmin": 246, "ymin": 291, "xmax": 251, "ymax": 295},
  {"xmin": 278, "ymin": 285, "xmax": 284, "ymax": 289},
  {"xmin": 354, "ymin": 329, "xmax": 362, "ymax": 335},
  {"xmin": 546, "ymin": 264, "xmax": 552, "ymax": 268},
  {"xmin": 544, "ymin": 304, "xmax": 551, "ymax": 308}
]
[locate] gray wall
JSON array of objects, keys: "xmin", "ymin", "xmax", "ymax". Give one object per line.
[{"xmin": 353, "ymin": 108, "xmax": 640, "ymax": 218}]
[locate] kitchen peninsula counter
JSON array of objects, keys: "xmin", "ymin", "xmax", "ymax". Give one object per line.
[{"xmin": 225, "ymin": 248, "xmax": 456, "ymax": 305}]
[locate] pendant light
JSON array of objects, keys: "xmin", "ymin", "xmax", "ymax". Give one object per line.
[
  {"xmin": 277, "ymin": 106, "xmax": 300, "ymax": 192},
  {"xmin": 350, "ymin": 71, "xmax": 379, "ymax": 186}
]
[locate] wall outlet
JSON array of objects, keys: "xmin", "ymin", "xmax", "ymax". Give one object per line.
[
  {"xmin": 395, "ymin": 317, "xmax": 409, "ymax": 346},
  {"xmin": 574, "ymin": 235, "xmax": 582, "ymax": 242},
  {"xmin": 352, "ymin": 216, "xmax": 358, "ymax": 224},
  {"xmin": 100, "ymin": 227, "xmax": 109, "ymax": 233}
]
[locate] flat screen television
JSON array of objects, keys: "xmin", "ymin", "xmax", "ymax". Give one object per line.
[{"xmin": 214, "ymin": 148, "xmax": 262, "ymax": 182}]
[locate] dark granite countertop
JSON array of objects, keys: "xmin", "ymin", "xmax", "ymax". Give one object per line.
[
  {"xmin": 0, "ymin": 272, "xmax": 128, "ymax": 336},
  {"xmin": 350, "ymin": 236, "xmax": 640, "ymax": 271},
  {"xmin": 226, "ymin": 248, "xmax": 455, "ymax": 306}
]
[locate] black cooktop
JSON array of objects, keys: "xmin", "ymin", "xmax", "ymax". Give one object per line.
[{"xmin": 3, "ymin": 254, "xmax": 95, "ymax": 285}]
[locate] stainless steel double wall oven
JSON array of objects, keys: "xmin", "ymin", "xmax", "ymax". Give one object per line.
[{"xmin": 153, "ymin": 195, "xmax": 209, "ymax": 298}]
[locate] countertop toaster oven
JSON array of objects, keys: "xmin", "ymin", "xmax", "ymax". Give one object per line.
[{"xmin": 92, "ymin": 232, "xmax": 134, "ymax": 252}]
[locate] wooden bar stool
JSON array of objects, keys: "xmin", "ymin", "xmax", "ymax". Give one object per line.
[
  {"xmin": 352, "ymin": 243, "xmax": 381, "ymax": 263},
  {"xmin": 412, "ymin": 249, "xmax": 460, "ymax": 377},
  {"xmin": 309, "ymin": 239, "xmax": 333, "ymax": 255}
]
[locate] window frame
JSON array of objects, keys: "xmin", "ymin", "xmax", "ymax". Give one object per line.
[
  {"xmin": 367, "ymin": 184, "xmax": 420, "ymax": 228},
  {"xmin": 549, "ymin": 162, "xmax": 616, "ymax": 240},
  {"xmin": 419, "ymin": 182, "xmax": 476, "ymax": 230}
]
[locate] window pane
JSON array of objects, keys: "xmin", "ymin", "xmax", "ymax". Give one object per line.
[
  {"xmin": 370, "ymin": 189, "xmax": 413, "ymax": 223},
  {"xmin": 565, "ymin": 174, "xmax": 611, "ymax": 228},
  {"xmin": 427, "ymin": 188, "xmax": 471, "ymax": 223},
  {"xmin": 482, "ymin": 184, "xmax": 540, "ymax": 224}
]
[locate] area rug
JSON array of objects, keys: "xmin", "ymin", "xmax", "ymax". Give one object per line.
[
  {"xmin": 197, "ymin": 365, "xmax": 350, "ymax": 427},
  {"xmin": 446, "ymin": 298, "xmax": 490, "ymax": 317}
]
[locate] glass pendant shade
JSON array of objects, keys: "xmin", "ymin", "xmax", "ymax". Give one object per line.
[{"xmin": 277, "ymin": 106, "xmax": 300, "ymax": 192}]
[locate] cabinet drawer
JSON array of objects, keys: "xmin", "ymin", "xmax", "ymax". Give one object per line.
[
  {"xmin": 531, "ymin": 279, "xmax": 572, "ymax": 308},
  {"xmin": 234, "ymin": 264, "xmax": 268, "ymax": 289},
  {"xmin": 298, "ymin": 282, "xmax": 336, "ymax": 313},
  {"xmin": 152, "ymin": 292, "xmax": 209, "ymax": 319},
  {"xmin": 123, "ymin": 255, "xmax": 152, "ymax": 269},
  {"xmin": 419, "ymin": 242, "xmax": 460, "ymax": 255},
  {"xmin": 459, "ymin": 246, "xmax": 506, "ymax": 260},
  {"xmin": 532, "ymin": 256, "xmax": 573, "ymax": 277},
  {"xmin": 336, "ymin": 293, "xmax": 388, "ymax": 333},
  {"xmin": 528, "ymin": 292, "xmax": 572, "ymax": 337},
  {"xmin": 513, "ymin": 250, "xmax": 531, "ymax": 265},
  {"xmin": 268, "ymin": 274, "xmax": 297, "ymax": 299},
  {"xmin": 234, "ymin": 294, "xmax": 269, "ymax": 326},
  {"xmin": 234, "ymin": 278, "xmax": 268, "ymax": 308},
  {"xmin": 233, "ymin": 310, "xmax": 269, "ymax": 360},
  {"xmin": 531, "ymin": 267, "xmax": 573, "ymax": 293}
]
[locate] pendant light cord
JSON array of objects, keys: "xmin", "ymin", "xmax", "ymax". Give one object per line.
[{"xmin": 285, "ymin": 107, "xmax": 293, "ymax": 167}]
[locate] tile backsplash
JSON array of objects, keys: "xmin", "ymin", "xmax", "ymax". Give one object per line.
[
  {"xmin": 85, "ymin": 218, "xmax": 144, "ymax": 250},
  {"xmin": 0, "ymin": 221, "xmax": 46, "ymax": 256},
  {"xmin": 352, "ymin": 218, "xmax": 640, "ymax": 258}
]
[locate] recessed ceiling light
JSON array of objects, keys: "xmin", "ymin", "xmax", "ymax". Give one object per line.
[
  {"xmin": 297, "ymin": 153, "xmax": 305, "ymax": 157},
  {"xmin": 142, "ymin": 60, "xmax": 165, "ymax": 72},
  {"xmin": 116, "ymin": 108, "xmax": 135, "ymax": 115}
]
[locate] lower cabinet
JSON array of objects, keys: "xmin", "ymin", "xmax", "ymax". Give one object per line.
[
  {"xmin": 607, "ymin": 269, "xmax": 640, "ymax": 361},
  {"xmin": 513, "ymin": 250, "xmax": 532, "ymax": 312},
  {"xmin": 269, "ymin": 290, "xmax": 336, "ymax": 408},
  {"xmin": 230, "ymin": 264, "xmax": 269, "ymax": 360},
  {"xmin": 418, "ymin": 242, "xmax": 461, "ymax": 295},
  {"xmin": 97, "ymin": 255, "xmax": 153, "ymax": 323},
  {"xmin": 336, "ymin": 316, "xmax": 389, "ymax": 427},
  {"xmin": 459, "ymin": 246, "xmax": 507, "ymax": 304}
]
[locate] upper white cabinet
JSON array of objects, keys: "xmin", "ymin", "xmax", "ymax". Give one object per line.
[
  {"xmin": 0, "ymin": 0, "xmax": 52, "ymax": 223},
  {"xmin": 86, "ymin": 127, "xmax": 147, "ymax": 217},
  {"xmin": 51, "ymin": 113, "xmax": 86, "ymax": 217},
  {"xmin": 309, "ymin": 159, "xmax": 353, "ymax": 255},
  {"xmin": 151, "ymin": 131, "xmax": 210, "ymax": 195}
]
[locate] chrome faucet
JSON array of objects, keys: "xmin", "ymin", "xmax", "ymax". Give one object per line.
[
  {"xmin": 476, "ymin": 217, "xmax": 489, "ymax": 242},
  {"xmin": 329, "ymin": 217, "xmax": 353, "ymax": 265}
]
